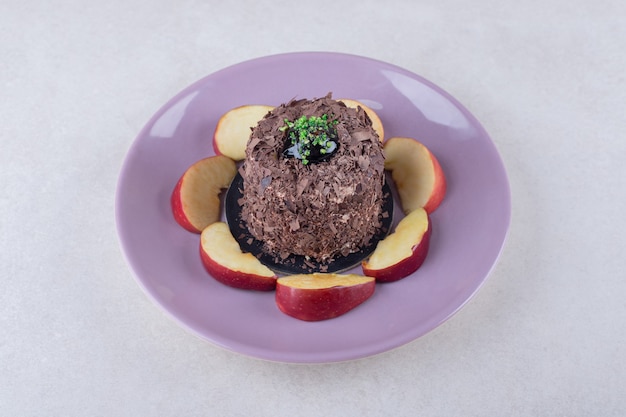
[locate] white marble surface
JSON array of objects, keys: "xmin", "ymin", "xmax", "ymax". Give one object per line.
[{"xmin": 2, "ymin": 0, "xmax": 625, "ymax": 415}]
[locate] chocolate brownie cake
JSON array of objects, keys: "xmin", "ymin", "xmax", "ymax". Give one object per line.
[{"xmin": 239, "ymin": 94, "xmax": 386, "ymax": 263}]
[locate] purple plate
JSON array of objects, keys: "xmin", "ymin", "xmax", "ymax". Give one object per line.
[{"xmin": 115, "ymin": 52, "xmax": 511, "ymax": 363}]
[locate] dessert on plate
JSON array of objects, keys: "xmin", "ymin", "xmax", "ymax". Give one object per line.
[
  {"xmin": 170, "ymin": 92, "xmax": 447, "ymax": 320},
  {"xmin": 238, "ymin": 94, "xmax": 387, "ymax": 265}
]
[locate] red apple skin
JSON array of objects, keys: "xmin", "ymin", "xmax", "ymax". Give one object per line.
[
  {"xmin": 423, "ymin": 154, "xmax": 447, "ymax": 214},
  {"xmin": 170, "ymin": 178, "xmax": 197, "ymax": 233},
  {"xmin": 170, "ymin": 155, "xmax": 237, "ymax": 233},
  {"xmin": 362, "ymin": 219, "xmax": 432, "ymax": 283},
  {"xmin": 384, "ymin": 137, "xmax": 447, "ymax": 215},
  {"xmin": 199, "ymin": 245, "xmax": 277, "ymax": 291},
  {"xmin": 276, "ymin": 278, "xmax": 375, "ymax": 322}
]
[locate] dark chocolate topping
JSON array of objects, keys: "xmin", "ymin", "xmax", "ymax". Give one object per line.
[{"xmin": 240, "ymin": 93, "xmax": 385, "ymax": 263}]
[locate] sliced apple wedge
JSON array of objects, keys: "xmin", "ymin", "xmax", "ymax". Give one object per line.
[
  {"xmin": 276, "ymin": 273, "xmax": 375, "ymax": 321},
  {"xmin": 213, "ymin": 104, "xmax": 274, "ymax": 161},
  {"xmin": 200, "ymin": 222, "xmax": 277, "ymax": 291},
  {"xmin": 362, "ymin": 208, "xmax": 431, "ymax": 282},
  {"xmin": 338, "ymin": 98, "xmax": 384, "ymax": 141},
  {"xmin": 171, "ymin": 155, "xmax": 237, "ymax": 233},
  {"xmin": 384, "ymin": 137, "xmax": 446, "ymax": 214}
]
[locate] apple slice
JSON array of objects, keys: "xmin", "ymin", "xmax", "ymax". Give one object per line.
[
  {"xmin": 384, "ymin": 137, "xmax": 446, "ymax": 214},
  {"xmin": 338, "ymin": 98, "xmax": 384, "ymax": 141},
  {"xmin": 171, "ymin": 155, "xmax": 237, "ymax": 233},
  {"xmin": 213, "ymin": 104, "xmax": 274, "ymax": 161},
  {"xmin": 276, "ymin": 273, "xmax": 375, "ymax": 321},
  {"xmin": 362, "ymin": 208, "xmax": 431, "ymax": 282},
  {"xmin": 200, "ymin": 222, "xmax": 277, "ymax": 291}
]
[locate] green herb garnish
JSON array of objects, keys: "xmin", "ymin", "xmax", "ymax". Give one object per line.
[{"xmin": 281, "ymin": 114, "xmax": 339, "ymax": 165}]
